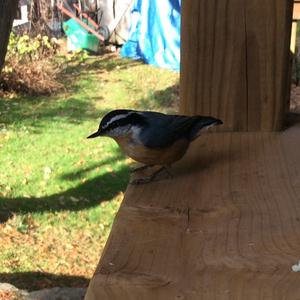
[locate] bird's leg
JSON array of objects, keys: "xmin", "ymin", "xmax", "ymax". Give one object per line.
[
  {"xmin": 130, "ymin": 167, "xmax": 163, "ymax": 185},
  {"xmin": 163, "ymin": 165, "xmax": 173, "ymax": 178},
  {"xmin": 130, "ymin": 165, "xmax": 172, "ymax": 185},
  {"xmin": 130, "ymin": 164, "xmax": 152, "ymax": 173}
]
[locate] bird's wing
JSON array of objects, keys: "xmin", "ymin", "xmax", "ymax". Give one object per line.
[{"xmin": 140, "ymin": 113, "xmax": 197, "ymax": 148}]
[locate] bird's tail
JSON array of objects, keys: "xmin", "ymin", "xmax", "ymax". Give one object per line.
[{"xmin": 189, "ymin": 116, "xmax": 223, "ymax": 140}]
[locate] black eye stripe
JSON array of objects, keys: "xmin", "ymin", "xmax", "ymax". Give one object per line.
[{"xmin": 102, "ymin": 113, "xmax": 147, "ymax": 130}]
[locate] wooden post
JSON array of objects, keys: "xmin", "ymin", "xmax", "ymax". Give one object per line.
[{"xmin": 180, "ymin": 0, "xmax": 294, "ymax": 131}]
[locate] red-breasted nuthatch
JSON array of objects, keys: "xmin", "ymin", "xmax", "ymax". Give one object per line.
[{"xmin": 87, "ymin": 109, "xmax": 223, "ymax": 184}]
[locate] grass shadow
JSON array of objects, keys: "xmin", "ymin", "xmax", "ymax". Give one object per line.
[
  {"xmin": 0, "ymin": 96, "xmax": 106, "ymax": 132},
  {"xmin": 58, "ymin": 53, "xmax": 143, "ymax": 77},
  {"xmin": 0, "ymin": 51, "xmax": 179, "ymax": 135},
  {"xmin": 0, "ymin": 272, "xmax": 89, "ymax": 291},
  {"xmin": 0, "ymin": 161, "xmax": 130, "ymax": 222},
  {"xmin": 138, "ymin": 84, "xmax": 179, "ymax": 112},
  {"xmin": 0, "ymin": 53, "xmax": 143, "ymax": 131},
  {"xmin": 56, "ymin": 53, "xmax": 143, "ymax": 96}
]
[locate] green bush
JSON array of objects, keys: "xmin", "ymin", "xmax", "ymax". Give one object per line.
[
  {"xmin": 0, "ymin": 33, "xmax": 62, "ymax": 95},
  {"xmin": 6, "ymin": 33, "xmax": 59, "ymax": 62}
]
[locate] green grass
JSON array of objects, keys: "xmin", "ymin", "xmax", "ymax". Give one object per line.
[{"xmin": 0, "ymin": 53, "xmax": 179, "ymax": 290}]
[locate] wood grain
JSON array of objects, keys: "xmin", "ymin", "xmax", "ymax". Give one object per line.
[
  {"xmin": 180, "ymin": 0, "xmax": 248, "ymax": 131},
  {"xmin": 246, "ymin": 0, "xmax": 293, "ymax": 130},
  {"xmin": 180, "ymin": 0, "xmax": 293, "ymax": 131},
  {"xmin": 85, "ymin": 121, "xmax": 300, "ymax": 300}
]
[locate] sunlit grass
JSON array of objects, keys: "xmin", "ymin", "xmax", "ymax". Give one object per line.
[{"xmin": 0, "ymin": 53, "xmax": 179, "ymax": 290}]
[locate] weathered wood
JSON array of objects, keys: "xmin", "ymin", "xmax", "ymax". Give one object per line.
[
  {"xmin": 85, "ymin": 121, "xmax": 300, "ymax": 300},
  {"xmin": 180, "ymin": 0, "xmax": 293, "ymax": 131}
]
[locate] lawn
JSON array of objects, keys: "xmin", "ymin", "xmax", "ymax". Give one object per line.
[{"xmin": 0, "ymin": 52, "xmax": 179, "ymax": 290}]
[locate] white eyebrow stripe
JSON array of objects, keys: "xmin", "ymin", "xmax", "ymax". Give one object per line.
[{"xmin": 103, "ymin": 113, "xmax": 133, "ymax": 128}]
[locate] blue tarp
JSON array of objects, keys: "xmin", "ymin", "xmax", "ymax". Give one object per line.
[{"xmin": 120, "ymin": 0, "xmax": 181, "ymax": 71}]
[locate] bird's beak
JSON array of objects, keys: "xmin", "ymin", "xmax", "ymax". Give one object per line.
[{"xmin": 87, "ymin": 130, "xmax": 103, "ymax": 139}]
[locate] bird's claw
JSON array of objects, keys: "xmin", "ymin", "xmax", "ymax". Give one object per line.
[
  {"xmin": 130, "ymin": 177, "xmax": 152, "ymax": 185},
  {"xmin": 130, "ymin": 166, "xmax": 173, "ymax": 185},
  {"xmin": 130, "ymin": 165, "xmax": 150, "ymax": 173}
]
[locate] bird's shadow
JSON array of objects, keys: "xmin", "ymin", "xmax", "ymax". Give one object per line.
[
  {"xmin": 0, "ymin": 271, "xmax": 89, "ymax": 291},
  {"xmin": 0, "ymin": 155, "xmax": 130, "ymax": 223}
]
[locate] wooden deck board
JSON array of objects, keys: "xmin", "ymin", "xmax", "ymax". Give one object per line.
[{"xmin": 85, "ymin": 122, "xmax": 300, "ymax": 300}]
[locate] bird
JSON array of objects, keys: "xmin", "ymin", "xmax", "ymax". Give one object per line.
[{"xmin": 87, "ymin": 109, "xmax": 223, "ymax": 184}]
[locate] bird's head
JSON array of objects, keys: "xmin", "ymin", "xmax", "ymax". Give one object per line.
[{"xmin": 87, "ymin": 109, "xmax": 146, "ymax": 139}]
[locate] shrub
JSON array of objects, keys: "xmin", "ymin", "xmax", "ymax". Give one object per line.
[{"xmin": 0, "ymin": 33, "xmax": 63, "ymax": 96}]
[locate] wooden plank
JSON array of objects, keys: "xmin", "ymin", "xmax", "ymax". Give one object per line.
[
  {"xmin": 85, "ymin": 123, "xmax": 300, "ymax": 300},
  {"xmin": 180, "ymin": 0, "xmax": 248, "ymax": 131},
  {"xmin": 180, "ymin": 0, "xmax": 293, "ymax": 131}
]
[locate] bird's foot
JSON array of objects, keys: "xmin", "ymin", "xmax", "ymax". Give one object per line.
[
  {"xmin": 130, "ymin": 166, "xmax": 172, "ymax": 185},
  {"xmin": 163, "ymin": 166, "xmax": 173, "ymax": 179},
  {"xmin": 130, "ymin": 176, "xmax": 153, "ymax": 185},
  {"xmin": 130, "ymin": 164, "xmax": 151, "ymax": 173}
]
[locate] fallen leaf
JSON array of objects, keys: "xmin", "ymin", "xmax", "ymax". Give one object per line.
[
  {"xmin": 44, "ymin": 167, "xmax": 52, "ymax": 174},
  {"xmin": 70, "ymin": 196, "xmax": 80, "ymax": 203}
]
